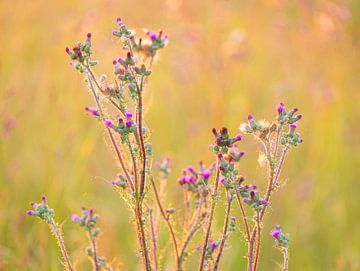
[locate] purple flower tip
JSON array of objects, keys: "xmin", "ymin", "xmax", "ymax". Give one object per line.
[
  {"xmin": 125, "ymin": 110, "xmax": 133, "ymax": 119},
  {"xmin": 247, "ymin": 114, "xmax": 253, "ymax": 121},
  {"xmin": 270, "ymin": 225, "xmax": 281, "ymax": 239},
  {"xmin": 277, "ymin": 102, "xmax": 284, "ymax": 114},
  {"xmin": 117, "ymin": 17, "xmax": 124, "ymax": 27},
  {"xmin": 87, "ymin": 33, "xmax": 91, "ymax": 38},
  {"xmin": 105, "ymin": 120, "xmax": 113, "ymax": 128},
  {"xmin": 41, "ymin": 195, "xmax": 46, "ymax": 204},
  {"xmin": 242, "ymin": 198, "xmax": 248, "ymax": 203},
  {"xmin": 65, "ymin": 47, "xmax": 70, "ymax": 53},
  {"xmin": 71, "ymin": 214, "xmax": 80, "ymax": 222},
  {"xmin": 125, "ymin": 120, "xmax": 132, "ymax": 128},
  {"xmin": 295, "ymin": 114, "xmax": 302, "ymax": 121},
  {"xmin": 112, "ymin": 30, "xmax": 118, "ymax": 36},
  {"xmin": 231, "ymin": 216, "xmax": 236, "ymax": 222},
  {"xmin": 290, "ymin": 123, "xmax": 297, "ymax": 131},
  {"xmin": 201, "ymin": 169, "xmax": 211, "ymax": 180},
  {"xmin": 186, "ymin": 166, "xmax": 195, "ymax": 174},
  {"xmin": 211, "ymin": 241, "xmax": 218, "ymax": 250},
  {"xmin": 117, "ymin": 57, "xmax": 124, "ymax": 64},
  {"xmin": 27, "ymin": 210, "xmax": 35, "ymax": 216},
  {"xmin": 220, "ymin": 177, "xmax": 226, "ymax": 185},
  {"xmin": 235, "ymin": 134, "xmax": 242, "ymax": 141},
  {"xmin": 259, "ymin": 199, "xmax": 268, "ymax": 205},
  {"xmin": 148, "ymin": 31, "xmax": 157, "ymax": 40}
]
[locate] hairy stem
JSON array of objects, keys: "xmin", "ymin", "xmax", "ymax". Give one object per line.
[
  {"xmin": 198, "ymin": 159, "xmax": 220, "ymax": 271},
  {"xmin": 273, "ymin": 145, "xmax": 290, "ymax": 188},
  {"xmin": 148, "ymin": 208, "xmax": 158, "ymax": 271},
  {"xmin": 213, "ymin": 194, "xmax": 232, "ymax": 271},
  {"xmin": 150, "ymin": 176, "xmax": 180, "ymax": 269},
  {"xmin": 137, "ymin": 76, "xmax": 147, "ymax": 196},
  {"xmin": 49, "ymin": 218, "xmax": 74, "ymax": 271},
  {"xmin": 134, "ymin": 201, "xmax": 152, "ymax": 271},
  {"xmin": 253, "ymin": 212, "xmax": 261, "ymax": 271},
  {"xmin": 89, "ymin": 230, "xmax": 100, "ymax": 271},
  {"xmin": 179, "ymin": 200, "xmax": 205, "ymax": 270},
  {"xmin": 234, "ymin": 188, "xmax": 251, "ymax": 243},
  {"xmin": 85, "ymin": 68, "xmax": 135, "ymax": 192},
  {"xmin": 283, "ymin": 248, "xmax": 289, "ymax": 271}
]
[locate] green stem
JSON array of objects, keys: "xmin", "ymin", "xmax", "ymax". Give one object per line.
[
  {"xmin": 198, "ymin": 159, "xmax": 220, "ymax": 271},
  {"xmin": 49, "ymin": 218, "xmax": 74, "ymax": 271}
]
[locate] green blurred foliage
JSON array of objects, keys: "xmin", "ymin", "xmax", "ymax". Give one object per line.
[{"xmin": 0, "ymin": 0, "xmax": 359, "ymax": 270}]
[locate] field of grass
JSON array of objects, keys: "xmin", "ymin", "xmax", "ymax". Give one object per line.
[{"xmin": 1, "ymin": 0, "xmax": 360, "ymax": 270}]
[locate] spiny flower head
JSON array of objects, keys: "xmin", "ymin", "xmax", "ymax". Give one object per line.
[
  {"xmin": 210, "ymin": 127, "xmax": 242, "ymax": 155},
  {"xmin": 111, "ymin": 173, "xmax": 128, "ymax": 189},
  {"xmin": 178, "ymin": 161, "xmax": 216, "ymax": 190},
  {"xmin": 71, "ymin": 207, "xmax": 100, "ymax": 237},
  {"xmin": 270, "ymin": 225, "xmax": 290, "ymax": 248},
  {"xmin": 276, "ymin": 103, "xmax": 302, "ymax": 125},
  {"xmin": 242, "ymin": 189, "xmax": 268, "ymax": 211},
  {"xmin": 27, "ymin": 195, "xmax": 54, "ymax": 223}
]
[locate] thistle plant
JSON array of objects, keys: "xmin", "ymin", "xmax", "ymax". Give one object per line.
[{"xmin": 27, "ymin": 17, "xmax": 303, "ymax": 271}]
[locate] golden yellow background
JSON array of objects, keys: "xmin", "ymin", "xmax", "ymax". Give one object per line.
[{"xmin": 1, "ymin": 0, "xmax": 359, "ymax": 270}]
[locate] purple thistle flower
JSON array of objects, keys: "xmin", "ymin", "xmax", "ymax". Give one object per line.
[
  {"xmin": 259, "ymin": 199, "xmax": 268, "ymax": 205},
  {"xmin": 231, "ymin": 216, "xmax": 236, "ymax": 222},
  {"xmin": 125, "ymin": 110, "xmax": 133, "ymax": 119},
  {"xmin": 201, "ymin": 169, "xmax": 211, "ymax": 180},
  {"xmin": 27, "ymin": 210, "xmax": 35, "ymax": 216},
  {"xmin": 125, "ymin": 120, "xmax": 132, "ymax": 128},
  {"xmin": 242, "ymin": 198, "xmax": 248, "ymax": 203},
  {"xmin": 211, "ymin": 241, "xmax": 218, "ymax": 250},
  {"xmin": 186, "ymin": 166, "xmax": 196, "ymax": 174},
  {"xmin": 41, "ymin": 195, "xmax": 47, "ymax": 204},
  {"xmin": 185, "ymin": 175, "xmax": 195, "ymax": 184},
  {"xmin": 178, "ymin": 175, "xmax": 186, "ymax": 184},
  {"xmin": 105, "ymin": 120, "xmax": 113, "ymax": 128},
  {"xmin": 147, "ymin": 31, "xmax": 157, "ymax": 40},
  {"xmin": 294, "ymin": 114, "xmax": 302, "ymax": 121},
  {"xmin": 85, "ymin": 106, "xmax": 99, "ymax": 116},
  {"xmin": 71, "ymin": 214, "xmax": 81, "ymax": 223},
  {"xmin": 220, "ymin": 177, "xmax": 226, "ymax": 185},
  {"xmin": 248, "ymin": 114, "xmax": 256, "ymax": 127},
  {"xmin": 290, "ymin": 123, "xmax": 297, "ymax": 131},
  {"xmin": 117, "ymin": 17, "xmax": 125, "ymax": 28},
  {"xmin": 277, "ymin": 102, "xmax": 284, "ymax": 114},
  {"xmin": 270, "ymin": 225, "xmax": 282, "ymax": 239}
]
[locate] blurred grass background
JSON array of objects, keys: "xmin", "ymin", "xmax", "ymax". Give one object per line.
[{"xmin": 1, "ymin": 0, "xmax": 359, "ymax": 270}]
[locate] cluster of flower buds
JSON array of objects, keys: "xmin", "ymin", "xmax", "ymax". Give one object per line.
[
  {"xmin": 26, "ymin": 196, "xmax": 54, "ymax": 224},
  {"xmin": 281, "ymin": 122, "xmax": 303, "ymax": 146},
  {"xmin": 109, "ymin": 111, "xmax": 137, "ymax": 143},
  {"xmin": 229, "ymin": 216, "xmax": 237, "ymax": 232},
  {"xmin": 66, "ymin": 33, "xmax": 98, "ymax": 72},
  {"xmin": 242, "ymin": 189, "xmax": 268, "ymax": 211},
  {"xmin": 71, "ymin": 207, "xmax": 100, "ymax": 237},
  {"xmin": 111, "ymin": 173, "xmax": 128, "ymax": 189},
  {"xmin": 206, "ymin": 240, "xmax": 219, "ymax": 256},
  {"xmin": 112, "ymin": 18, "xmax": 132, "ymax": 39},
  {"xmin": 210, "ymin": 128, "xmax": 242, "ymax": 154},
  {"xmin": 270, "ymin": 225, "xmax": 290, "ymax": 248},
  {"xmin": 276, "ymin": 102, "xmax": 302, "ymax": 125},
  {"xmin": 156, "ymin": 158, "xmax": 171, "ymax": 177},
  {"xmin": 178, "ymin": 162, "xmax": 216, "ymax": 190},
  {"xmin": 146, "ymin": 30, "xmax": 169, "ymax": 51}
]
